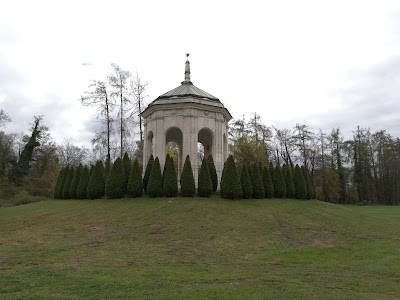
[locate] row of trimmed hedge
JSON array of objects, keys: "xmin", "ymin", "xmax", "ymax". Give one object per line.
[
  {"xmin": 220, "ymin": 155, "xmax": 315, "ymax": 199},
  {"xmin": 54, "ymin": 153, "xmax": 315, "ymax": 200}
]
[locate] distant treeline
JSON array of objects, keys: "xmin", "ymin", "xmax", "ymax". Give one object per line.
[{"xmin": 2, "ymin": 109, "xmax": 400, "ymax": 205}]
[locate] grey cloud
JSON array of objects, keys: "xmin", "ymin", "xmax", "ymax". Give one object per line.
[{"xmin": 294, "ymin": 57, "xmax": 400, "ymax": 139}]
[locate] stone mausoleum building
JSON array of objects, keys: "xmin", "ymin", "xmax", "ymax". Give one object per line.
[{"xmin": 141, "ymin": 55, "xmax": 232, "ymax": 187}]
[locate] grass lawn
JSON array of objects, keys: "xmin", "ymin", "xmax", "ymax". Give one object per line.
[{"xmin": 0, "ymin": 197, "xmax": 399, "ymax": 299}]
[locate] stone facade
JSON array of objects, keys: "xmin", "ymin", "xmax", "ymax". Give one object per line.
[{"xmin": 141, "ymin": 58, "xmax": 232, "ymax": 188}]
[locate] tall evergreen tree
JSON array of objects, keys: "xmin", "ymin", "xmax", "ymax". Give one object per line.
[
  {"xmin": 86, "ymin": 160, "xmax": 105, "ymax": 199},
  {"xmin": 219, "ymin": 159, "xmax": 228, "ymax": 197},
  {"xmin": 57, "ymin": 166, "xmax": 69, "ymax": 199},
  {"xmin": 198, "ymin": 157, "xmax": 213, "ymax": 197},
  {"xmin": 293, "ymin": 164, "xmax": 307, "ymax": 199},
  {"xmin": 309, "ymin": 171, "xmax": 316, "ymax": 199},
  {"xmin": 122, "ymin": 152, "xmax": 131, "ymax": 192},
  {"xmin": 282, "ymin": 163, "xmax": 287, "ymax": 178},
  {"xmin": 10, "ymin": 116, "xmax": 42, "ymax": 185},
  {"xmin": 301, "ymin": 166, "xmax": 312, "ymax": 199},
  {"xmin": 127, "ymin": 159, "xmax": 143, "ymax": 198},
  {"xmin": 163, "ymin": 157, "xmax": 178, "ymax": 197},
  {"xmin": 251, "ymin": 163, "xmax": 265, "ymax": 198},
  {"xmin": 143, "ymin": 154, "xmax": 154, "ymax": 193},
  {"xmin": 284, "ymin": 164, "xmax": 296, "ymax": 198},
  {"xmin": 54, "ymin": 168, "xmax": 65, "ymax": 199},
  {"xmin": 240, "ymin": 164, "xmax": 253, "ymax": 199},
  {"xmin": 220, "ymin": 155, "xmax": 242, "ymax": 199},
  {"xmin": 104, "ymin": 160, "xmax": 111, "ymax": 182},
  {"xmin": 77, "ymin": 166, "xmax": 90, "ymax": 199},
  {"xmin": 69, "ymin": 164, "xmax": 83, "ymax": 199},
  {"xmin": 273, "ymin": 164, "xmax": 286, "ymax": 198},
  {"xmin": 262, "ymin": 165, "xmax": 274, "ymax": 198},
  {"xmin": 106, "ymin": 157, "xmax": 126, "ymax": 198},
  {"xmin": 258, "ymin": 162, "xmax": 264, "ymax": 178},
  {"xmin": 269, "ymin": 161, "xmax": 275, "ymax": 182},
  {"xmin": 207, "ymin": 154, "xmax": 218, "ymax": 192},
  {"xmin": 162, "ymin": 154, "xmax": 171, "ymax": 187},
  {"xmin": 180, "ymin": 155, "xmax": 195, "ymax": 197},
  {"xmin": 147, "ymin": 157, "xmax": 163, "ymax": 197},
  {"xmin": 62, "ymin": 166, "xmax": 75, "ymax": 199}
]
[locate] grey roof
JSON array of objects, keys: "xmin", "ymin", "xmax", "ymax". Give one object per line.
[{"xmin": 156, "ymin": 81, "xmax": 220, "ymax": 102}]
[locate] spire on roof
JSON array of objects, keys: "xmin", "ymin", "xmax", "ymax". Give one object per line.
[{"xmin": 183, "ymin": 53, "xmax": 192, "ymax": 84}]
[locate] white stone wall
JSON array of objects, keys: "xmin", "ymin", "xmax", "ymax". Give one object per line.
[{"xmin": 142, "ymin": 100, "xmax": 230, "ymax": 189}]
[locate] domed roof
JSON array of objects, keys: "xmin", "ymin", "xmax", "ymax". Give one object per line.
[
  {"xmin": 157, "ymin": 80, "xmax": 220, "ymax": 102},
  {"xmin": 142, "ymin": 56, "xmax": 232, "ymax": 121}
]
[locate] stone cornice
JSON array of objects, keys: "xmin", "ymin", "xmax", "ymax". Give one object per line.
[{"xmin": 141, "ymin": 100, "xmax": 232, "ymax": 121}]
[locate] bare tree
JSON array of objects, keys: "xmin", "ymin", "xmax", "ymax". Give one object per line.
[
  {"xmin": 228, "ymin": 116, "xmax": 248, "ymax": 142},
  {"xmin": 57, "ymin": 138, "xmax": 89, "ymax": 166},
  {"xmin": 130, "ymin": 73, "xmax": 149, "ymax": 143},
  {"xmin": 0, "ymin": 109, "xmax": 11, "ymax": 128},
  {"xmin": 80, "ymin": 80, "xmax": 115, "ymax": 168},
  {"xmin": 293, "ymin": 124, "xmax": 315, "ymax": 170},
  {"xmin": 108, "ymin": 63, "xmax": 131, "ymax": 158},
  {"xmin": 272, "ymin": 127, "xmax": 296, "ymax": 166}
]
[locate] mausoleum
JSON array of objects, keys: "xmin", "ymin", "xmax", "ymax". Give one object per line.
[{"xmin": 141, "ymin": 55, "xmax": 232, "ymax": 187}]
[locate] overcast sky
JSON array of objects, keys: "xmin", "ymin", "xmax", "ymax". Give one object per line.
[{"xmin": 1, "ymin": 0, "xmax": 400, "ymax": 147}]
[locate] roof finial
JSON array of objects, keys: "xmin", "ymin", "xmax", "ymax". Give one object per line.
[{"xmin": 184, "ymin": 53, "xmax": 191, "ymax": 83}]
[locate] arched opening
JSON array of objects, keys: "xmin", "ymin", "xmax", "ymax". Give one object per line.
[
  {"xmin": 197, "ymin": 142, "xmax": 204, "ymax": 168},
  {"xmin": 198, "ymin": 128, "xmax": 213, "ymax": 163},
  {"xmin": 165, "ymin": 127, "xmax": 183, "ymax": 177}
]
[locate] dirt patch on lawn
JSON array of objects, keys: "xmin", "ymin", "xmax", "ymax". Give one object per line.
[
  {"xmin": 311, "ymin": 239, "xmax": 333, "ymax": 248},
  {"xmin": 84, "ymin": 224, "xmax": 104, "ymax": 233}
]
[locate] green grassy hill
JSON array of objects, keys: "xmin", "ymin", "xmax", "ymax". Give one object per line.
[{"xmin": 1, "ymin": 198, "xmax": 399, "ymax": 299}]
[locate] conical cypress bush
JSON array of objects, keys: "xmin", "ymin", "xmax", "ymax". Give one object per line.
[
  {"xmin": 143, "ymin": 155, "xmax": 154, "ymax": 193},
  {"xmin": 69, "ymin": 164, "xmax": 83, "ymax": 199},
  {"xmin": 106, "ymin": 157, "xmax": 126, "ymax": 199},
  {"xmin": 282, "ymin": 163, "xmax": 287, "ymax": 178},
  {"xmin": 269, "ymin": 162, "xmax": 274, "ymax": 182},
  {"xmin": 308, "ymin": 171, "xmax": 316, "ymax": 199},
  {"xmin": 162, "ymin": 154, "xmax": 170, "ymax": 188},
  {"xmin": 104, "ymin": 155, "xmax": 111, "ymax": 179},
  {"xmin": 302, "ymin": 166, "xmax": 312, "ymax": 200},
  {"xmin": 251, "ymin": 163, "xmax": 265, "ymax": 198},
  {"xmin": 87, "ymin": 160, "xmax": 105, "ymax": 199},
  {"xmin": 163, "ymin": 157, "xmax": 178, "ymax": 197},
  {"xmin": 147, "ymin": 157, "xmax": 162, "ymax": 197},
  {"xmin": 240, "ymin": 164, "xmax": 253, "ymax": 199},
  {"xmin": 258, "ymin": 162, "xmax": 264, "ymax": 178},
  {"xmin": 293, "ymin": 164, "xmax": 307, "ymax": 199},
  {"xmin": 104, "ymin": 159, "xmax": 112, "ymax": 183},
  {"xmin": 77, "ymin": 166, "xmax": 90, "ymax": 199},
  {"xmin": 122, "ymin": 152, "xmax": 131, "ymax": 192},
  {"xmin": 247, "ymin": 165, "xmax": 253, "ymax": 183},
  {"xmin": 220, "ymin": 159, "xmax": 228, "ymax": 197},
  {"xmin": 262, "ymin": 165, "xmax": 274, "ymax": 198},
  {"xmin": 273, "ymin": 164, "xmax": 286, "ymax": 198},
  {"xmin": 127, "ymin": 159, "xmax": 143, "ymax": 198},
  {"xmin": 284, "ymin": 164, "xmax": 296, "ymax": 198},
  {"xmin": 207, "ymin": 154, "xmax": 218, "ymax": 192},
  {"xmin": 198, "ymin": 157, "xmax": 213, "ymax": 197},
  {"xmin": 62, "ymin": 166, "xmax": 75, "ymax": 199},
  {"xmin": 180, "ymin": 155, "xmax": 195, "ymax": 197},
  {"xmin": 54, "ymin": 167, "xmax": 65, "ymax": 199},
  {"xmin": 220, "ymin": 155, "xmax": 242, "ymax": 199}
]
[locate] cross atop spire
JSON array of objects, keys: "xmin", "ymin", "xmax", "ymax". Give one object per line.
[{"xmin": 183, "ymin": 53, "xmax": 192, "ymax": 84}]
